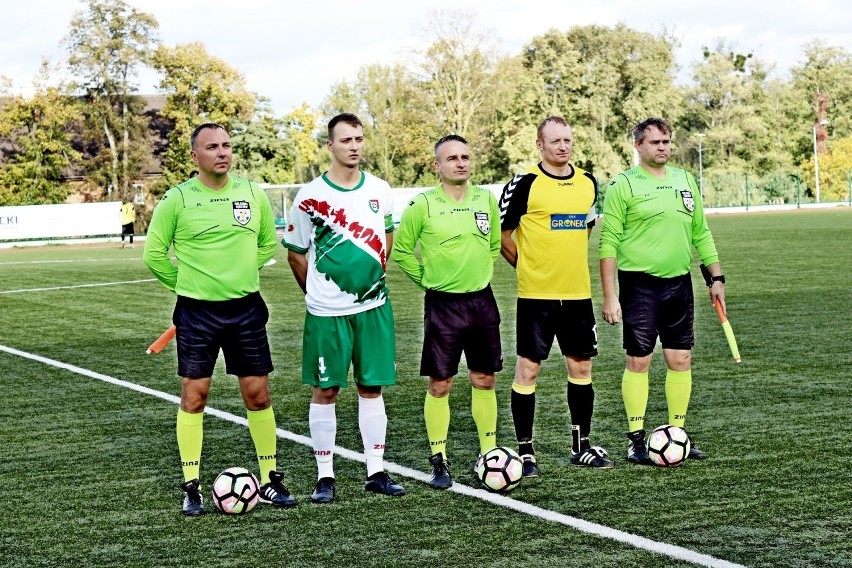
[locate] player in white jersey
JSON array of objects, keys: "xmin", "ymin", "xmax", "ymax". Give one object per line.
[
  {"xmin": 284, "ymin": 171, "xmax": 394, "ymax": 316},
  {"xmin": 282, "ymin": 113, "xmax": 405, "ymax": 504}
]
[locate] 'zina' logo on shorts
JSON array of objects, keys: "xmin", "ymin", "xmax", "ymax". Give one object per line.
[
  {"xmin": 475, "ymin": 211, "xmax": 490, "ymax": 234},
  {"xmin": 233, "ymin": 201, "xmax": 251, "ymax": 225},
  {"xmin": 680, "ymin": 190, "xmax": 695, "ymax": 212}
]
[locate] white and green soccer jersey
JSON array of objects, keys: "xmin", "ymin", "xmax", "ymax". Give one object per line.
[
  {"xmin": 143, "ymin": 176, "xmax": 277, "ymax": 301},
  {"xmin": 282, "ymin": 171, "xmax": 394, "ymax": 316}
]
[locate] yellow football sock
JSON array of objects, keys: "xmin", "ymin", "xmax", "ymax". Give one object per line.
[
  {"xmin": 176, "ymin": 409, "xmax": 203, "ymax": 482},
  {"xmin": 665, "ymin": 369, "xmax": 692, "ymax": 428},
  {"xmin": 424, "ymin": 392, "xmax": 450, "ymax": 459},
  {"xmin": 471, "ymin": 387, "xmax": 498, "ymax": 454},
  {"xmin": 247, "ymin": 407, "xmax": 277, "ymax": 485},
  {"xmin": 622, "ymin": 369, "xmax": 649, "ymax": 432}
]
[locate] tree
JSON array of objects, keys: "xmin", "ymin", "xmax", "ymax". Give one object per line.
[
  {"xmin": 64, "ymin": 0, "xmax": 159, "ymax": 200},
  {"xmin": 799, "ymin": 136, "xmax": 852, "ymax": 202},
  {"xmin": 323, "ymin": 63, "xmax": 437, "ymax": 186},
  {"xmin": 0, "ymin": 64, "xmax": 81, "ymax": 205},
  {"xmin": 151, "ymin": 42, "xmax": 256, "ymax": 192},
  {"xmin": 282, "ymin": 103, "xmax": 322, "ymax": 183},
  {"xmin": 231, "ymin": 98, "xmax": 292, "ymax": 184},
  {"xmin": 499, "ymin": 25, "xmax": 679, "ymax": 181},
  {"xmin": 679, "ymin": 44, "xmax": 786, "ymax": 174},
  {"xmin": 416, "ymin": 10, "xmax": 501, "ymax": 138},
  {"xmin": 788, "ymin": 42, "xmax": 852, "ymax": 166}
]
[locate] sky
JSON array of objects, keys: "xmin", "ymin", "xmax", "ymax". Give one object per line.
[{"xmin": 2, "ymin": 0, "xmax": 850, "ymax": 116}]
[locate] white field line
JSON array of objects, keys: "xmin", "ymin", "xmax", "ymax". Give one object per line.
[
  {"xmin": 0, "ymin": 257, "xmax": 142, "ymax": 265},
  {"xmin": 0, "ymin": 279, "xmax": 156, "ymax": 294},
  {"xmin": 0, "ymin": 343, "xmax": 744, "ymax": 568}
]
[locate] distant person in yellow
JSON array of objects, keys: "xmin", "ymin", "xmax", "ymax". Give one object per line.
[{"xmin": 120, "ymin": 201, "xmax": 136, "ymax": 248}]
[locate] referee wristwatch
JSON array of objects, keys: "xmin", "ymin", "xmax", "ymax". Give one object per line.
[{"xmin": 709, "ymin": 275, "xmax": 725, "ymax": 285}]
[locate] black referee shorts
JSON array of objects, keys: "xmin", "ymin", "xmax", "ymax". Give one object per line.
[
  {"xmin": 618, "ymin": 270, "xmax": 694, "ymax": 357},
  {"xmin": 516, "ymin": 298, "xmax": 598, "ymax": 361},
  {"xmin": 420, "ymin": 286, "xmax": 502, "ymax": 378},
  {"xmin": 173, "ymin": 292, "xmax": 274, "ymax": 379}
]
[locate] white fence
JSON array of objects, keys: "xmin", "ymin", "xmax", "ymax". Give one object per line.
[{"xmin": 0, "ymin": 201, "xmax": 121, "ymax": 243}]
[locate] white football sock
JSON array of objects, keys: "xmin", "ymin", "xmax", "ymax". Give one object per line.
[
  {"xmin": 309, "ymin": 402, "xmax": 336, "ymax": 480},
  {"xmin": 358, "ymin": 395, "xmax": 387, "ymax": 477}
]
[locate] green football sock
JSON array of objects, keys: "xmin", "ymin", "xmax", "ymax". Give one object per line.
[
  {"xmin": 471, "ymin": 387, "xmax": 498, "ymax": 454},
  {"xmin": 176, "ymin": 409, "xmax": 203, "ymax": 483},
  {"xmin": 622, "ymin": 369, "xmax": 649, "ymax": 432},
  {"xmin": 247, "ymin": 406, "xmax": 277, "ymax": 485},
  {"xmin": 424, "ymin": 392, "xmax": 450, "ymax": 459},
  {"xmin": 665, "ymin": 369, "xmax": 692, "ymax": 428}
]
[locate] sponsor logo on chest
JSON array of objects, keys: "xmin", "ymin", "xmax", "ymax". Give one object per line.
[
  {"xmin": 233, "ymin": 201, "xmax": 251, "ymax": 225},
  {"xmin": 550, "ymin": 213, "xmax": 586, "ymax": 230}
]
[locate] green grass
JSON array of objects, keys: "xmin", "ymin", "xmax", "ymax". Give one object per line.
[{"xmin": 1, "ymin": 209, "xmax": 851, "ymax": 567}]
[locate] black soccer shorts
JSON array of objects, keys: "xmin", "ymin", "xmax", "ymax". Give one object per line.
[
  {"xmin": 420, "ymin": 286, "xmax": 503, "ymax": 378},
  {"xmin": 618, "ymin": 271, "xmax": 694, "ymax": 357},
  {"xmin": 516, "ymin": 298, "xmax": 598, "ymax": 361},
  {"xmin": 174, "ymin": 292, "xmax": 274, "ymax": 378}
]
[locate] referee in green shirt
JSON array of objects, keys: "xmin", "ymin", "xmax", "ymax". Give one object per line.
[
  {"xmin": 392, "ymin": 134, "xmax": 503, "ymax": 489},
  {"xmin": 144, "ymin": 123, "xmax": 296, "ymax": 514},
  {"xmin": 599, "ymin": 117, "xmax": 726, "ymax": 464}
]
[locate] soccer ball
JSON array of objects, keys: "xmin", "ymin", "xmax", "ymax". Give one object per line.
[
  {"xmin": 475, "ymin": 446, "xmax": 523, "ymax": 492},
  {"xmin": 647, "ymin": 425, "xmax": 692, "ymax": 468},
  {"xmin": 211, "ymin": 467, "xmax": 260, "ymax": 514}
]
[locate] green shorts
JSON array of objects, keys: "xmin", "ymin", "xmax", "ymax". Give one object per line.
[{"xmin": 301, "ymin": 301, "xmax": 397, "ymax": 388}]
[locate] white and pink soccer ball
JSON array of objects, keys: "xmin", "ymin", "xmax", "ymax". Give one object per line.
[
  {"xmin": 211, "ymin": 467, "xmax": 260, "ymax": 514},
  {"xmin": 475, "ymin": 446, "xmax": 524, "ymax": 492},
  {"xmin": 647, "ymin": 425, "xmax": 692, "ymax": 468}
]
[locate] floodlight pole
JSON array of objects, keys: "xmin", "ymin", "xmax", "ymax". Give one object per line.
[
  {"xmin": 813, "ymin": 120, "xmax": 828, "ymax": 204},
  {"xmin": 813, "ymin": 125, "xmax": 820, "ymax": 204}
]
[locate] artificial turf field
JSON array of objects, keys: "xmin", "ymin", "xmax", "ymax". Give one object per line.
[{"xmin": 1, "ymin": 209, "xmax": 850, "ymax": 567}]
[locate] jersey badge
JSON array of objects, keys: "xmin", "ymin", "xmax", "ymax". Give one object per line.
[
  {"xmin": 474, "ymin": 211, "xmax": 490, "ymax": 234},
  {"xmin": 233, "ymin": 201, "xmax": 251, "ymax": 225},
  {"xmin": 680, "ymin": 190, "xmax": 695, "ymax": 212},
  {"xmin": 369, "ymin": 199, "xmax": 379, "ymax": 213}
]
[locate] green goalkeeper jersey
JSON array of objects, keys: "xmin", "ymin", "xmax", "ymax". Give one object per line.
[
  {"xmin": 144, "ymin": 176, "xmax": 277, "ymax": 301},
  {"xmin": 599, "ymin": 165, "xmax": 718, "ymax": 278},
  {"xmin": 392, "ymin": 185, "xmax": 501, "ymax": 293}
]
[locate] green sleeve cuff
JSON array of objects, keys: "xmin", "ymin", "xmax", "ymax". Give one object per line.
[
  {"xmin": 281, "ymin": 240, "xmax": 308, "ymax": 254},
  {"xmin": 599, "ymin": 244, "xmax": 618, "ymax": 259}
]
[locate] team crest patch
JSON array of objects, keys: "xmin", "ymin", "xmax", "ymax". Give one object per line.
[
  {"xmin": 233, "ymin": 201, "xmax": 251, "ymax": 225},
  {"xmin": 680, "ymin": 190, "xmax": 695, "ymax": 212},
  {"xmin": 475, "ymin": 211, "xmax": 490, "ymax": 234},
  {"xmin": 369, "ymin": 199, "xmax": 379, "ymax": 213}
]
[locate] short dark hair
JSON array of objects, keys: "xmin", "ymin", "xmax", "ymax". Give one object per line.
[
  {"xmin": 536, "ymin": 116, "xmax": 570, "ymax": 141},
  {"xmin": 434, "ymin": 134, "xmax": 468, "ymax": 157},
  {"xmin": 190, "ymin": 123, "xmax": 227, "ymax": 148},
  {"xmin": 327, "ymin": 113, "xmax": 363, "ymax": 140},
  {"xmin": 632, "ymin": 118, "xmax": 672, "ymax": 143}
]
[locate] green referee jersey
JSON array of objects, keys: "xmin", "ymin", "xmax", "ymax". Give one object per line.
[
  {"xmin": 599, "ymin": 165, "xmax": 719, "ymax": 278},
  {"xmin": 144, "ymin": 176, "xmax": 277, "ymax": 301},
  {"xmin": 392, "ymin": 184, "xmax": 501, "ymax": 292}
]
